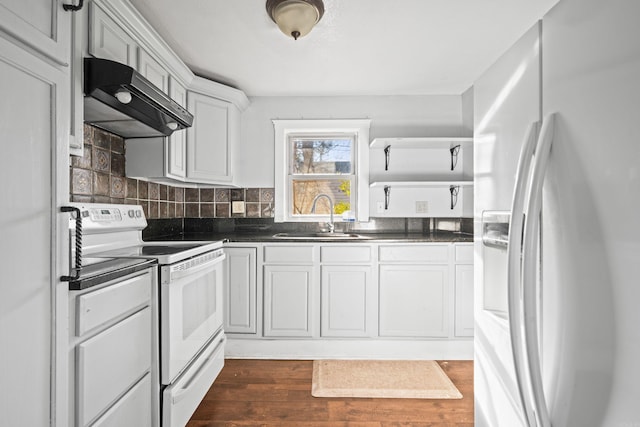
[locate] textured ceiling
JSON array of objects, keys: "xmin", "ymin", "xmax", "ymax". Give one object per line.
[{"xmin": 130, "ymin": 0, "xmax": 558, "ymax": 96}]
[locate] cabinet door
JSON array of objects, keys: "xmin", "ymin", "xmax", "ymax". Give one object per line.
[
  {"xmin": 264, "ymin": 265, "xmax": 315, "ymax": 337},
  {"xmin": 379, "ymin": 264, "xmax": 449, "ymax": 337},
  {"xmin": 455, "ymin": 264, "xmax": 474, "ymax": 337},
  {"xmin": 224, "ymin": 247, "xmax": 257, "ymax": 334},
  {"xmin": 0, "ymin": 0, "xmax": 69, "ymax": 65},
  {"xmin": 89, "ymin": 2, "xmax": 137, "ymax": 66},
  {"xmin": 138, "ymin": 48, "xmax": 169, "ymax": 94},
  {"xmin": 166, "ymin": 77, "xmax": 187, "ymax": 179},
  {"xmin": 186, "ymin": 92, "xmax": 232, "ymax": 183},
  {"xmin": 0, "ymin": 35, "xmax": 68, "ymax": 427},
  {"xmin": 321, "ymin": 265, "xmax": 373, "ymax": 337}
]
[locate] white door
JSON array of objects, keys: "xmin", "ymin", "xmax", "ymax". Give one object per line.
[
  {"xmin": 167, "ymin": 77, "xmax": 188, "ymax": 179},
  {"xmin": 186, "ymin": 91, "xmax": 232, "ymax": 183},
  {"xmin": 138, "ymin": 48, "xmax": 169, "ymax": 94},
  {"xmin": 473, "ymin": 22, "xmax": 542, "ymax": 427},
  {"xmin": 161, "ymin": 254, "xmax": 225, "ymax": 384},
  {"xmin": 263, "ymin": 265, "xmax": 315, "ymax": 337},
  {"xmin": 0, "ymin": 0, "xmax": 70, "ymax": 64},
  {"xmin": 88, "ymin": 2, "xmax": 138, "ymax": 66},
  {"xmin": 320, "ymin": 265, "xmax": 372, "ymax": 337},
  {"xmin": 0, "ymin": 33, "xmax": 69, "ymax": 426},
  {"xmin": 224, "ymin": 247, "xmax": 257, "ymax": 334},
  {"xmin": 378, "ymin": 264, "xmax": 449, "ymax": 337}
]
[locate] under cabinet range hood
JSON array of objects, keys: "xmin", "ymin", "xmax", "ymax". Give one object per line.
[{"xmin": 84, "ymin": 58, "xmax": 193, "ymax": 138}]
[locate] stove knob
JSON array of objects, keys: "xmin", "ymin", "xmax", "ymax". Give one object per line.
[
  {"xmin": 128, "ymin": 209, "xmax": 135, "ymax": 218},
  {"xmin": 135, "ymin": 210, "xmax": 142, "ymax": 218}
]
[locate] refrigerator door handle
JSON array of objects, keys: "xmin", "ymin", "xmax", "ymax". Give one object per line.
[
  {"xmin": 507, "ymin": 120, "xmax": 540, "ymax": 426},
  {"xmin": 522, "ymin": 113, "xmax": 556, "ymax": 427}
]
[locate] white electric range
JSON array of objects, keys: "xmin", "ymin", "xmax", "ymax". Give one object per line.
[{"xmin": 70, "ymin": 203, "xmax": 226, "ymax": 427}]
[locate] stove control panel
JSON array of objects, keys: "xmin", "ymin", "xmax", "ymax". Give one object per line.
[
  {"xmin": 84, "ymin": 208, "xmax": 123, "ymax": 222},
  {"xmin": 72, "ymin": 204, "xmax": 147, "ymax": 231}
]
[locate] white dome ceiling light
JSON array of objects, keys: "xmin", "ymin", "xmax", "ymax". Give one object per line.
[{"xmin": 266, "ymin": 0, "xmax": 324, "ymax": 40}]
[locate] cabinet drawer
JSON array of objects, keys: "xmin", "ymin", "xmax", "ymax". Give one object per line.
[
  {"xmin": 264, "ymin": 245, "xmax": 314, "ymax": 264},
  {"xmin": 76, "ymin": 271, "xmax": 152, "ymax": 336},
  {"xmin": 92, "ymin": 373, "xmax": 152, "ymax": 427},
  {"xmin": 455, "ymin": 244, "xmax": 474, "ymax": 263},
  {"xmin": 77, "ymin": 308, "xmax": 152, "ymax": 426},
  {"xmin": 321, "ymin": 245, "xmax": 371, "ymax": 263},
  {"xmin": 379, "ymin": 244, "xmax": 449, "ymax": 263}
]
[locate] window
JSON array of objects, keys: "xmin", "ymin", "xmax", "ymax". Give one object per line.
[{"xmin": 274, "ymin": 120, "xmax": 370, "ymax": 223}]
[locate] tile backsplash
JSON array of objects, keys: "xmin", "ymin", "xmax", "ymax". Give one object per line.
[{"xmin": 70, "ymin": 125, "xmax": 274, "ymax": 219}]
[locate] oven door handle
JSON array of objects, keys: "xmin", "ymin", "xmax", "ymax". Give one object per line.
[
  {"xmin": 169, "ymin": 253, "xmax": 226, "ymax": 282},
  {"xmin": 172, "ymin": 336, "xmax": 226, "ymax": 404}
]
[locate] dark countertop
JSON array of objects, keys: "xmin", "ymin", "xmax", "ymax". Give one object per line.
[{"xmin": 146, "ymin": 231, "xmax": 474, "ymax": 243}]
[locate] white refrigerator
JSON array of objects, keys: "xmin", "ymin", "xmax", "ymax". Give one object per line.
[{"xmin": 473, "ymin": 0, "xmax": 640, "ymax": 426}]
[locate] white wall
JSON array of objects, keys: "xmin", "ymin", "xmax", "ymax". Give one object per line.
[{"xmin": 237, "ymin": 95, "xmax": 468, "ymax": 187}]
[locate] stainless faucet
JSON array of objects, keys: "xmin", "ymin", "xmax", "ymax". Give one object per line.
[{"xmin": 311, "ymin": 194, "xmax": 334, "ymax": 233}]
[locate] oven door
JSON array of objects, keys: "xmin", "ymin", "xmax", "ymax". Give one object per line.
[{"xmin": 160, "ymin": 249, "xmax": 225, "ymax": 384}]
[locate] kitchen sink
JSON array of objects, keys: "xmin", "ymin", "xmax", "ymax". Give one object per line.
[{"xmin": 271, "ymin": 232, "xmax": 370, "ymax": 240}]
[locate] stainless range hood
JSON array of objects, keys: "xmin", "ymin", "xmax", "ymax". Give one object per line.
[{"xmin": 84, "ymin": 58, "xmax": 194, "ymax": 138}]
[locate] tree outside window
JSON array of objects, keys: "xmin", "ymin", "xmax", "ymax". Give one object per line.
[{"xmin": 290, "ymin": 137, "xmax": 355, "ymax": 217}]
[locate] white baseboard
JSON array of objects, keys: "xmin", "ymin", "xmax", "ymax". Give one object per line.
[{"xmin": 224, "ymin": 337, "xmax": 474, "ymax": 360}]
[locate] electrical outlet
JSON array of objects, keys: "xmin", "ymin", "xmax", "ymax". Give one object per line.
[
  {"xmin": 232, "ymin": 201, "xmax": 245, "ymax": 214},
  {"xmin": 415, "ymin": 201, "xmax": 429, "ymax": 214},
  {"xmin": 377, "ymin": 201, "xmax": 385, "ymax": 213}
]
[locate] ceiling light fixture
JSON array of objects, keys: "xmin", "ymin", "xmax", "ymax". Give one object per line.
[{"xmin": 266, "ymin": 0, "xmax": 324, "ymax": 40}]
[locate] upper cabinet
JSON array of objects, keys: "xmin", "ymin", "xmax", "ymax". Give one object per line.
[
  {"xmin": 185, "ymin": 77, "xmax": 248, "ymax": 185},
  {"xmin": 369, "ymin": 137, "xmax": 474, "ymax": 217},
  {"xmin": 88, "ymin": 2, "xmax": 138, "ymax": 66},
  {"xmin": 0, "ymin": 0, "xmax": 70, "ymax": 66},
  {"xmin": 85, "ymin": 0, "xmax": 250, "ymax": 186},
  {"xmin": 138, "ymin": 48, "xmax": 169, "ymax": 93},
  {"xmin": 166, "ymin": 77, "xmax": 187, "ymax": 179},
  {"xmin": 186, "ymin": 90, "xmax": 233, "ymax": 183}
]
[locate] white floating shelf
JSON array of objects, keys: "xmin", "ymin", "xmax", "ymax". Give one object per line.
[
  {"xmin": 370, "ymin": 181, "xmax": 474, "ymax": 188},
  {"xmin": 369, "ymin": 137, "xmax": 473, "ymax": 149}
]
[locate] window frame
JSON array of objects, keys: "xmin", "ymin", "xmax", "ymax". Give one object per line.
[{"xmin": 273, "ymin": 119, "xmax": 370, "ymax": 223}]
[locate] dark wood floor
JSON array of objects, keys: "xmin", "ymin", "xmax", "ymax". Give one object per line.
[{"xmin": 187, "ymin": 359, "xmax": 474, "ymax": 426}]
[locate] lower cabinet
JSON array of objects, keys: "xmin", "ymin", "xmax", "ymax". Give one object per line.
[
  {"xmin": 223, "ymin": 242, "xmax": 473, "ymax": 346},
  {"xmin": 69, "ymin": 270, "xmax": 157, "ymax": 427},
  {"xmin": 263, "ymin": 265, "xmax": 316, "ymax": 337},
  {"xmin": 321, "ymin": 265, "xmax": 373, "ymax": 337},
  {"xmin": 224, "ymin": 247, "xmax": 257, "ymax": 334},
  {"xmin": 454, "ymin": 243, "xmax": 474, "ymax": 337},
  {"xmin": 379, "ymin": 264, "xmax": 449, "ymax": 337}
]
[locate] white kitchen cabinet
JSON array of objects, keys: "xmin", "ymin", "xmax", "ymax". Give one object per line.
[
  {"xmin": 184, "ymin": 76, "xmax": 248, "ymax": 186},
  {"xmin": 224, "ymin": 247, "xmax": 257, "ymax": 334},
  {"xmin": 455, "ymin": 264, "xmax": 474, "ymax": 337},
  {"xmin": 166, "ymin": 77, "xmax": 188, "ymax": 179},
  {"xmin": 319, "ymin": 245, "xmax": 375, "ymax": 337},
  {"xmin": 0, "ymin": 20, "xmax": 70, "ymax": 426},
  {"xmin": 0, "ymin": 0, "xmax": 70, "ymax": 65},
  {"xmin": 88, "ymin": 1, "xmax": 138, "ymax": 66},
  {"xmin": 263, "ymin": 265, "xmax": 316, "ymax": 337},
  {"xmin": 224, "ymin": 241, "xmax": 474, "ymax": 359},
  {"xmin": 69, "ymin": 270, "xmax": 158, "ymax": 427},
  {"xmin": 369, "ymin": 137, "xmax": 473, "ymax": 217},
  {"xmin": 186, "ymin": 90, "xmax": 234, "ymax": 184},
  {"xmin": 76, "ymin": 308, "xmax": 152, "ymax": 426},
  {"xmin": 321, "ymin": 265, "xmax": 373, "ymax": 337},
  {"xmin": 379, "ymin": 264, "xmax": 449, "ymax": 337},
  {"xmin": 138, "ymin": 48, "xmax": 169, "ymax": 94},
  {"xmin": 454, "ymin": 243, "xmax": 474, "ymax": 337}
]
